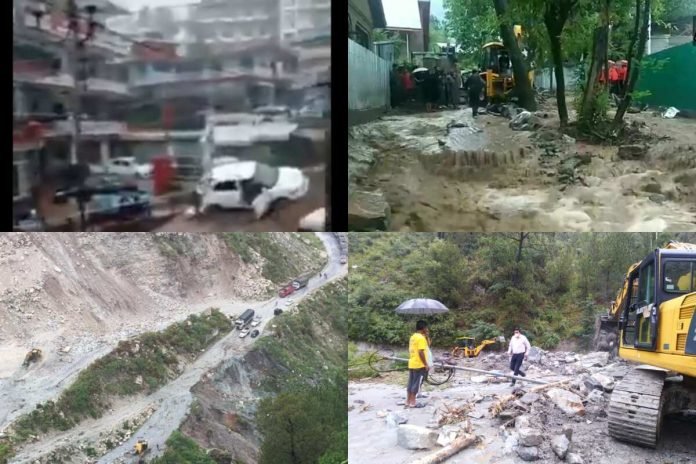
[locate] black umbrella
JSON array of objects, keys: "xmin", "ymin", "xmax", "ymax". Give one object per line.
[{"xmin": 395, "ymin": 298, "xmax": 449, "ymax": 315}]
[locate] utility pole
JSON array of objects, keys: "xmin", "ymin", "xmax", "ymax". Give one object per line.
[{"xmin": 67, "ymin": 0, "xmax": 83, "ymax": 165}]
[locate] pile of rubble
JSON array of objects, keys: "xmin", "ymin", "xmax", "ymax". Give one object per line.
[{"xmin": 371, "ymin": 349, "xmax": 630, "ymax": 463}]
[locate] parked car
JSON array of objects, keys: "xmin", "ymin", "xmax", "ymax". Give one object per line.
[
  {"xmin": 81, "ymin": 174, "xmax": 151, "ymax": 222},
  {"xmin": 196, "ymin": 161, "xmax": 309, "ymax": 218},
  {"xmin": 239, "ymin": 328, "xmax": 250, "ymax": 338},
  {"xmin": 340, "ymin": 256, "xmax": 347, "ymax": 264},
  {"xmin": 100, "ymin": 157, "xmax": 153, "ymax": 179},
  {"xmin": 274, "ymin": 308, "xmax": 283, "ymax": 316},
  {"xmin": 251, "ymin": 316, "xmax": 262, "ymax": 327},
  {"xmin": 250, "ymin": 329, "xmax": 260, "ymax": 338}
]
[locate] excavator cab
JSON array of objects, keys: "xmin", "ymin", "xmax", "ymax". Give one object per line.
[{"xmin": 607, "ymin": 242, "xmax": 696, "ymax": 448}]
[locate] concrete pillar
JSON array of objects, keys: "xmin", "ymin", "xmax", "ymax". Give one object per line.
[{"xmin": 99, "ymin": 139, "xmax": 110, "ymax": 164}]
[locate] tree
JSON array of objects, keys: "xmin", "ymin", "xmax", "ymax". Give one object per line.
[
  {"xmin": 491, "ymin": 0, "xmax": 537, "ymax": 110},
  {"xmin": 612, "ymin": 0, "xmax": 651, "ymax": 132},
  {"xmin": 258, "ymin": 382, "xmax": 346, "ymax": 464},
  {"xmin": 430, "ymin": 15, "xmax": 448, "ymax": 51},
  {"xmin": 543, "ymin": 0, "xmax": 579, "ymax": 126},
  {"xmin": 578, "ymin": 0, "xmax": 611, "ymax": 133}
]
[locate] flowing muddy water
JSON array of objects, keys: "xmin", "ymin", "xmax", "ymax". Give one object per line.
[{"xmin": 349, "ymin": 108, "xmax": 696, "ymax": 231}]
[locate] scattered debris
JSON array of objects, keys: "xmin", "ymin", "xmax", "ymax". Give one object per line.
[
  {"xmin": 437, "ymin": 403, "xmax": 473, "ymax": 426},
  {"xmin": 616, "ymin": 144, "xmax": 648, "ymax": 161},
  {"xmin": 516, "ymin": 445, "xmax": 540, "ymax": 461},
  {"xmin": 546, "ymin": 388, "xmax": 585, "ymax": 416},
  {"xmin": 410, "ymin": 433, "xmax": 479, "ymax": 464},
  {"xmin": 509, "ymin": 111, "xmax": 542, "ymax": 131},
  {"xmin": 662, "ymin": 107, "xmax": 679, "ymax": 119}
]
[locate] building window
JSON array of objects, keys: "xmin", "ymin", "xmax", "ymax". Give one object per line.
[
  {"xmin": 241, "ymin": 56, "xmax": 254, "ymax": 68},
  {"xmin": 355, "ymin": 24, "xmax": 369, "ymax": 49}
]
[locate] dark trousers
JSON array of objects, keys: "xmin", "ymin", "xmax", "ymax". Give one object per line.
[
  {"xmin": 510, "ymin": 353, "xmax": 526, "ymax": 384},
  {"xmin": 468, "ymin": 91, "xmax": 480, "ymax": 116}
]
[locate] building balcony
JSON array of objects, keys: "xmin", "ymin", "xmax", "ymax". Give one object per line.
[
  {"xmin": 14, "ymin": 60, "xmax": 130, "ymax": 97},
  {"xmin": 193, "ymin": 14, "xmax": 273, "ymax": 24},
  {"xmin": 14, "ymin": 10, "xmax": 130, "ymax": 57},
  {"xmin": 129, "ymin": 66, "xmax": 296, "ymax": 88}
]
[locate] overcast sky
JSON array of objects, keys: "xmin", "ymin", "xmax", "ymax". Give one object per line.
[
  {"xmin": 112, "ymin": 0, "xmax": 198, "ymax": 12},
  {"xmin": 430, "ymin": 0, "xmax": 445, "ymax": 19}
]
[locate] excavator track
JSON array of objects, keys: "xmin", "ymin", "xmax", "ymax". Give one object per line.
[{"xmin": 608, "ymin": 368, "xmax": 666, "ymax": 448}]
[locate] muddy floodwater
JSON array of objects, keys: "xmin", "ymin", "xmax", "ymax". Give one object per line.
[{"xmin": 349, "ymin": 104, "xmax": 696, "ymax": 231}]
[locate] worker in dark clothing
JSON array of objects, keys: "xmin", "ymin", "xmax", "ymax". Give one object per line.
[
  {"xmin": 464, "ymin": 69, "xmax": 486, "ymax": 117},
  {"xmin": 390, "ymin": 64, "xmax": 400, "ymax": 108}
]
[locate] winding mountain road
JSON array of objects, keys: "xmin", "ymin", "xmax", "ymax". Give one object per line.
[{"xmin": 11, "ymin": 233, "xmax": 346, "ymax": 463}]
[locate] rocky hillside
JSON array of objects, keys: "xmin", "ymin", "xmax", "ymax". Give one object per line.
[
  {"xmin": 0, "ymin": 233, "xmax": 324, "ymax": 354},
  {"xmin": 177, "ymin": 278, "xmax": 348, "ymax": 464}
]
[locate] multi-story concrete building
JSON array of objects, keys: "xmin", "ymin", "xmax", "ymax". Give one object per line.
[
  {"xmin": 13, "ymin": 0, "xmax": 132, "ymax": 218},
  {"xmin": 280, "ymin": 0, "xmax": 331, "ymax": 42}
]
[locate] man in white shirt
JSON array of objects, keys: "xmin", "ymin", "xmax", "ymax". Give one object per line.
[{"xmin": 507, "ymin": 327, "xmax": 531, "ymax": 386}]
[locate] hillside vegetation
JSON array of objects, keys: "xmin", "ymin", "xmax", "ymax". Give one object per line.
[
  {"xmin": 222, "ymin": 233, "xmax": 325, "ymax": 285},
  {"xmin": 255, "ymin": 279, "xmax": 347, "ymax": 464},
  {"xmin": 7, "ymin": 310, "xmax": 231, "ymax": 447},
  {"xmin": 348, "ymin": 232, "xmax": 696, "ymax": 349}
]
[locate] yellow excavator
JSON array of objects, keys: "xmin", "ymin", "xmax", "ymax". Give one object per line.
[
  {"xmin": 479, "ymin": 25, "xmax": 535, "ymax": 101},
  {"xmin": 598, "ymin": 241, "xmax": 696, "ymax": 448},
  {"xmin": 451, "ymin": 336, "xmax": 505, "ymax": 358},
  {"xmin": 134, "ymin": 439, "xmax": 149, "ymax": 462}
]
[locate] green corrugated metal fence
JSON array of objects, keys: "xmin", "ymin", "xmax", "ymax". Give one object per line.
[{"xmin": 636, "ymin": 43, "xmax": 696, "ymax": 111}]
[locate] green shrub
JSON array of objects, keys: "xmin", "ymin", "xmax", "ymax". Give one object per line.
[
  {"xmin": 150, "ymin": 431, "xmax": 216, "ymax": 464},
  {"xmin": 10, "ymin": 309, "xmax": 232, "ymax": 445}
]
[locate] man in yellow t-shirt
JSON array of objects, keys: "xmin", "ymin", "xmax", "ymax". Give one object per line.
[{"xmin": 406, "ymin": 320, "xmax": 430, "ymax": 408}]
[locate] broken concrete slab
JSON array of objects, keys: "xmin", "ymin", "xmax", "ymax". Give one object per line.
[
  {"xmin": 518, "ymin": 427, "xmax": 543, "ymax": 447},
  {"xmin": 551, "ymin": 434, "xmax": 570, "ymax": 459},
  {"xmin": 348, "ymin": 190, "xmax": 391, "ymax": 231},
  {"xmin": 567, "ymin": 452, "xmax": 585, "ymax": 464},
  {"xmin": 396, "ymin": 424, "xmax": 438, "ymax": 450},
  {"xmin": 590, "ymin": 372, "xmax": 615, "ymax": 392},
  {"xmin": 547, "ymin": 388, "xmax": 585, "ymax": 416},
  {"xmin": 578, "ymin": 352, "xmax": 609, "ymax": 368},
  {"xmin": 516, "ymin": 445, "xmax": 540, "ymax": 461}
]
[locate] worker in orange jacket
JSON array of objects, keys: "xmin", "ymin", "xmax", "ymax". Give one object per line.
[{"xmin": 608, "ymin": 61, "xmax": 620, "ymax": 96}]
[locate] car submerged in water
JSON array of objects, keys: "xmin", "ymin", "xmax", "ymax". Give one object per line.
[{"xmin": 196, "ymin": 161, "xmax": 309, "ymax": 218}]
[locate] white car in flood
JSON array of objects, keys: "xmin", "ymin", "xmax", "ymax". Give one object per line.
[
  {"xmin": 196, "ymin": 161, "xmax": 309, "ymax": 218},
  {"xmin": 94, "ymin": 157, "xmax": 152, "ymax": 178}
]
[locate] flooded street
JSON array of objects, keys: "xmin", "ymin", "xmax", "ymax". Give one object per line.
[{"xmin": 349, "ymin": 104, "xmax": 696, "ymax": 231}]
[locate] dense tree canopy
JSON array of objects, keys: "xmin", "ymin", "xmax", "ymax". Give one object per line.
[{"xmin": 348, "ymin": 233, "xmax": 696, "ymax": 350}]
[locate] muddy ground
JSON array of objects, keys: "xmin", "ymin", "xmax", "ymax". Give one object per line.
[
  {"xmin": 348, "ymin": 99, "xmax": 696, "ymax": 231},
  {"xmin": 153, "ymin": 168, "xmax": 326, "ymax": 232},
  {"xmin": 349, "ymin": 348, "xmax": 696, "ymax": 464}
]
